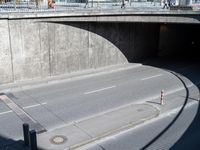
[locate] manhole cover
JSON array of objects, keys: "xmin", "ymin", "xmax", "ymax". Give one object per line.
[
  {"xmin": 137, "ymin": 108, "xmax": 144, "ymax": 112},
  {"xmin": 50, "ymin": 135, "xmax": 67, "ymax": 145}
]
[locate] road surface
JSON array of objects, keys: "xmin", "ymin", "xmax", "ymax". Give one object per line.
[{"xmin": 0, "ymin": 61, "xmax": 199, "ymax": 149}]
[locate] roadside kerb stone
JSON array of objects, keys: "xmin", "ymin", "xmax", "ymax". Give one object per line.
[{"xmin": 37, "ymin": 104, "xmax": 159, "ymax": 150}]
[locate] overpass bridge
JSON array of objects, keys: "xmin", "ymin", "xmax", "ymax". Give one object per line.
[
  {"xmin": 0, "ymin": 10, "xmax": 200, "ymax": 85},
  {"xmin": 0, "ymin": 8, "xmax": 200, "ymax": 150},
  {"xmin": 1, "ymin": 9, "xmax": 200, "ymax": 24}
]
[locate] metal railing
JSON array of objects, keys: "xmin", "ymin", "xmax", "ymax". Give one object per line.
[{"xmin": 0, "ymin": 0, "xmax": 199, "ymax": 12}]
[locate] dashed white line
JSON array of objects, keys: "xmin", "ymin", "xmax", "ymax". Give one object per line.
[
  {"xmin": 141, "ymin": 74, "xmax": 163, "ymax": 81},
  {"xmin": 0, "ymin": 110, "xmax": 12, "ymax": 115},
  {"xmin": 0, "ymin": 102, "xmax": 47, "ymax": 116},
  {"xmin": 84, "ymin": 86, "xmax": 116, "ymax": 95},
  {"xmin": 23, "ymin": 102, "xmax": 47, "ymax": 109},
  {"xmin": 23, "ymin": 104, "xmax": 41, "ymax": 109}
]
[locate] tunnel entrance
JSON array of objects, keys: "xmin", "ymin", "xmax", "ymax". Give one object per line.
[
  {"xmin": 138, "ymin": 23, "xmax": 200, "ymax": 89},
  {"xmin": 140, "ymin": 23, "xmax": 200, "ymax": 69},
  {"xmin": 158, "ymin": 23, "xmax": 200, "ymax": 61},
  {"xmin": 137, "ymin": 23, "xmax": 200, "ymax": 63}
]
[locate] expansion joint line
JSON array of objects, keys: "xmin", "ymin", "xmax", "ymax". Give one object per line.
[{"xmin": 73, "ymin": 123, "xmax": 93, "ymax": 139}]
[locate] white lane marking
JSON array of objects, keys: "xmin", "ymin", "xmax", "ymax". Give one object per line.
[
  {"xmin": 23, "ymin": 104, "xmax": 41, "ymax": 109},
  {"xmin": 23, "ymin": 102, "xmax": 47, "ymax": 109},
  {"xmin": 0, "ymin": 110, "xmax": 12, "ymax": 115},
  {"xmin": 41, "ymin": 102, "xmax": 47, "ymax": 105},
  {"xmin": 141, "ymin": 74, "xmax": 163, "ymax": 81},
  {"xmin": 0, "ymin": 102, "xmax": 47, "ymax": 116},
  {"xmin": 84, "ymin": 86, "xmax": 116, "ymax": 95}
]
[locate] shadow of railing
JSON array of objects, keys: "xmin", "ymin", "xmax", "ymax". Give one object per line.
[
  {"xmin": 171, "ymin": 94, "xmax": 200, "ymax": 149},
  {"xmin": 140, "ymin": 71, "xmax": 190, "ymax": 150},
  {"xmin": 141, "ymin": 57, "xmax": 200, "ymax": 149}
]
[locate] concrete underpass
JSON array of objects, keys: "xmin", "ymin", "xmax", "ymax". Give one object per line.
[
  {"xmin": 1, "ymin": 17, "xmax": 200, "ymax": 84},
  {"xmin": 0, "ymin": 12, "xmax": 200, "ymax": 150}
]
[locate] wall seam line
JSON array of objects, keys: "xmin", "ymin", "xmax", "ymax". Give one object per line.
[
  {"xmin": 38, "ymin": 23, "xmax": 43, "ymax": 78},
  {"xmin": 47, "ymin": 23, "xmax": 52, "ymax": 77},
  {"xmin": 7, "ymin": 19, "xmax": 15, "ymax": 83}
]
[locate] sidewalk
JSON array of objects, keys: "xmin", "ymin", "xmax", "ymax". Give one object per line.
[
  {"xmin": 37, "ymin": 104, "xmax": 159, "ymax": 150},
  {"xmin": 2, "ymin": 82, "xmax": 199, "ymax": 150},
  {"xmin": 36, "ymin": 82, "xmax": 199, "ymax": 150}
]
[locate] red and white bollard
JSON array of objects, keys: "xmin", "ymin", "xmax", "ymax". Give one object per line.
[{"xmin": 160, "ymin": 90, "xmax": 164, "ymax": 105}]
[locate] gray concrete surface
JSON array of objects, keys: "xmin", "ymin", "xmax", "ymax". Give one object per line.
[
  {"xmin": 0, "ymin": 10, "xmax": 199, "ymax": 85},
  {"xmin": 82, "ymin": 100, "xmax": 199, "ymax": 150},
  {"xmin": 37, "ymin": 104, "xmax": 158, "ymax": 150},
  {"xmin": 0, "ymin": 62, "xmax": 199, "ymax": 150},
  {"xmin": 0, "ymin": 8, "xmax": 200, "ymax": 23},
  {"xmin": 0, "ymin": 20, "xmax": 13, "ymax": 84},
  {"xmin": 0, "ymin": 19, "xmax": 159, "ymax": 85}
]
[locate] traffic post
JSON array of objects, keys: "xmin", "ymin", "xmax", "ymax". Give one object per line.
[
  {"xmin": 160, "ymin": 90, "xmax": 164, "ymax": 105},
  {"xmin": 23, "ymin": 123, "xmax": 30, "ymax": 146},
  {"xmin": 30, "ymin": 130, "xmax": 38, "ymax": 150}
]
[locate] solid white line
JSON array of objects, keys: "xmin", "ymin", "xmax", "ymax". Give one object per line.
[
  {"xmin": 141, "ymin": 74, "xmax": 163, "ymax": 81},
  {"xmin": 0, "ymin": 110, "xmax": 12, "ymax": 115},
  {"xmin": 84, "ymin": 86, "xmax": 116, "ymax": 95}
]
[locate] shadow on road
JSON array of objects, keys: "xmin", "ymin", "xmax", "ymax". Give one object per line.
[
  {"xmin": 141, "ymin": 58, "xmax": 200, "ymax": 150},
  {"xmin": 0, "ymin": 135, "xmax": 26, "ymax": 150},
  {"xmin": 171, "ymin": 98, "xmax": 200, "ymax": 149},
  {"xmin": 140, "ymin": 70, "xmax": 190, "ymax": 150}
]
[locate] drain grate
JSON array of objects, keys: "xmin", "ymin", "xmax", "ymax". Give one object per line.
[{"xmin": 50, "ymin": 135, "xmax": 67, "ymax": 145}]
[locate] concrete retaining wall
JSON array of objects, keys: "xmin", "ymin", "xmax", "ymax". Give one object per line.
[{"xmin": 0, "ymin": 19, "xmax": 159, "ymax": 85}]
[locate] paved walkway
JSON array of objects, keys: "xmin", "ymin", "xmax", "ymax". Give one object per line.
[{"xmin": 37, "ymin": 104, "xmax": 159, "ymax": 150}]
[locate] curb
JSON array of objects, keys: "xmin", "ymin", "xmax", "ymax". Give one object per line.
[{"xmin": 0, "ymin": 63, "xmax": 141, "ymax": 93}]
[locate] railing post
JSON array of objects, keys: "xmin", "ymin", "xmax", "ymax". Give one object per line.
[
  {"xmin": 23, "ymin": 123, "xmax": 30, "ymax": 146},
  {"xmin": 30, "ymin": 130, "xmax": 38, "ymax": 150}
]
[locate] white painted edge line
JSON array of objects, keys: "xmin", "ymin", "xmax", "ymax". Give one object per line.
[
  {"xmin": 84, "ymin": 86, "xmax": 116, "ymax": 95},
  {"xmin": 141, "ymin": 74, "xmax": 163, "ymax": 81},
  {"xmin": 0, "ymin": 102, "xmax": 47, "ymax": 116}
]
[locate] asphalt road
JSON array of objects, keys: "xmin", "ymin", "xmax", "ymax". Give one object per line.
[
  {"xmin": 0, "ymin": 61, "xmax": 200, "ymax": 149},
  {"xmin": 81, "ymin": 99, "xmax": 199, "ymax": 150},
  {"xmin": 77, "ymin": 61, "xmax": 200, "ymax": 150}
]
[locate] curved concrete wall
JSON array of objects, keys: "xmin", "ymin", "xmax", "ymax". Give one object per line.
[{"xmin": 0, "ymin": 19, "xmax": 159, "ymax": 85}]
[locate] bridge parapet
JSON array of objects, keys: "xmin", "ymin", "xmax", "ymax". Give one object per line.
[{"xmin": 0, "ymin": 10, "xmax": 200, "ymax": 24}]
